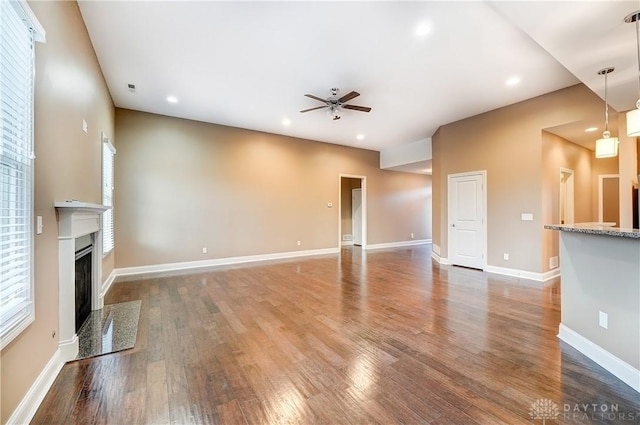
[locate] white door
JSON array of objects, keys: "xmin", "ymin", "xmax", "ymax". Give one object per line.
[
  {"xmin": 448, "ymin": 173, "xmax": 485, "ymax": 269},
  {"xmin": 352, "ymin": 188, "xmax": 362, "ymax": 246}
]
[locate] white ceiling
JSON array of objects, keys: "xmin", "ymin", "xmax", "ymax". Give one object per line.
[{"xmin": 77, "ymin": 1, "xmax": 639, "ymax": 156}]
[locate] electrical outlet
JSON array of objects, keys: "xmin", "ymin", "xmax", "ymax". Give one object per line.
[
  {"xmin": 297, "ymin": 240, "xmax": 301, "ymax": 246},
  {"xmin": 503, "ymin": 253, "xmax": 509, "ymax": 261},
  {"xmin": 410, "ymin": 233, "xmax": 414, "ymax": 239},
  {"xmin": 549, "ymin": 256, "xmax": 559, "ymax": 269},
  {"xmin": 599, "ymin": 311, "xmax": 608, "ymax": 329},
  {"xmin": 82, "ymin": 119, "xmax": 88, "ymax": 133},
  {"xmin": 202, "ymin": 247, "xmax": 207, "ymax": 254}
]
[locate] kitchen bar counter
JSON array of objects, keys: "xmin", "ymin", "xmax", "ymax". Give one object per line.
[
  {"xmin": 544, "ymin": 223, "xmax": 640, "ymax": 393},
  {"xmin": 544, "ymin": 223, "xmax": 640, "ymax": 239}
]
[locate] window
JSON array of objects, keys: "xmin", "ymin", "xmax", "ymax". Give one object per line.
[
  {"xmin": 102, "ymin": 134, "xmax": 115, "ymax": 254},
  {"xmin": 0, "ymin": 1, "xmax": 44, "ymax": 350}
]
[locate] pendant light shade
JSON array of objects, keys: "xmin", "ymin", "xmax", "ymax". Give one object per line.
[
  {"xmin": 595, "ymin": 67, "xmax": 618, "ymax": 158},
  {"xmin": 595, "ymin": 134, "xmax": 619, "ymax": 158},
  {"xmin": 626, "ymin": 11, "xmax": 640, "ymax": 137},
  {"xmin": 627, "ymin": 104, "xmax": 640, "ymax": 137}
]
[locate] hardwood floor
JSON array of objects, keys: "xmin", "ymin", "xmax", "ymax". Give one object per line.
[{"xmin": 32, "ymin": 246, "xmax": 640, "ymax": 424}]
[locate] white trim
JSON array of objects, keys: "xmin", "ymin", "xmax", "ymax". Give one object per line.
[
  {"xmin": 485, "ymin": 265, "xmax": 560, "ymax": 282},
  {"xmin": 113, "ymin": 247, "xmax": 340, "ymax": 277},
  {"xmin": 558, "ymin": 324, "xmax": 640, "ymax": 393},
  {"xmin": 100, "ymin": 269, "xmax": 117, "ymax": 300},
  {"xmin": 340, "ymin": 240, "xmax": 354, "ymax": 246},
  {"xmin": 430, "ymin": 251, "xmax": 451, "ymax": 265},
  {"xmin": 14, "ymin": 0, "xmax": 46, "ymax": 42},
  {"xmin": 7, "ymin": 349, "xmax": 63, "ymax": 425},
  {"xmin": 58, "ymin": 334, "xmax": 78, "ymax": 363},
  {"xmin": 447, "ymin": 170, "xmax": 487, "ymax": 270},
  {"xmin": 366, "ymin": 239, "xmax": 432, "ymax": 251}
]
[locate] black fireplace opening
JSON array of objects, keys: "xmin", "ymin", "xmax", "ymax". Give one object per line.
[{"xmin": 75, "ymin": 245, "xmax": 93, "ymax": 333}]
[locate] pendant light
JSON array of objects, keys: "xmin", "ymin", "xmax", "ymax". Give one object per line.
[
  {"xmin": 626, "ymin": 11, "xmax": 640, "ymax": 137},
  {"xmin": 595, "ymin": 67, "xmax": 619, "ymax": 158}
]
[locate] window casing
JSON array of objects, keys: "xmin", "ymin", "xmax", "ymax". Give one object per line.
[
  {"xmin": 102, "ymin": 134, "xmax": 115, "ymax": 255},
  {"xmin": 0, "ymin": 0, "xmax": 45, "ymax": 350}
]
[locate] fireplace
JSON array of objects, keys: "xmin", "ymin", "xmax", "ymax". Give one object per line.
[
  {"xmin": 75, "ymin": 243, "xmax": 93, "ymax": 332},
  {"xmin": 55, "ymin": 201, "xmax": 109, "ymax": 362}
]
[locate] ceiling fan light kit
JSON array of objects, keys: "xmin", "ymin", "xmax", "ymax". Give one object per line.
[
  {"xmin": 595, "ymin": 67, "xmax": 619, "ymax": 158},
  {"xmin": 626, "ymin": 10, "xmax": 640, "ymax": 137},
  {"xmin": 300, "ymin": 88, "xmax": 372, "ymax": 121}
]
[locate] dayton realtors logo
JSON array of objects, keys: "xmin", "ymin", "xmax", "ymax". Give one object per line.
[
  {"xmin": 529, "ymin": 399, "xmax": 560, "ymax": 424},
  {"xmin": 529, "ymin": 399, "xmax": 640, "ymax": 423}
]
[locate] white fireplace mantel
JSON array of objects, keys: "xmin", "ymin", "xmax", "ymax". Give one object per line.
[{"xmin": 54, "ymin": 201, "xmax": 110, "ymax": 362}]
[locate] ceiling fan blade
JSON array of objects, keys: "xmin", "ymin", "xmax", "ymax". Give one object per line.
[
  {"xmin": 343, "ymin": 104, "xmax": 371, "ymax": 112},
  {"xmin": 338, "ymin": 91, "xmax": 360, "ymax": 103},
  {"xmin": 300, "ymin": 105, "xmax": 328, "ymax": 113},
  {"xmin": 304, "ymin": 94, "xmax": 328, "ymax": 103}
]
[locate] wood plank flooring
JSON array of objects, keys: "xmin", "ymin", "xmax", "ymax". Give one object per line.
[{"xmin": 32, "ymin": 246, "xmax": 640, "ymax": 424}]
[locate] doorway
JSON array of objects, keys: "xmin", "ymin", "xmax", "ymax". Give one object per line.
[
  {"xmin": 339, "ymin": 175, "xmax": 366, "ymax": 248},
  {"xmin": 352, "ymin": 188, "xmax": 362, "ymax": 246},
  {"xmin": 447, "ymin": 171, "xmax": 486, "ymax": 270},
  {"xmin": 559, "ymin": 168, "xmax": 574, "ymax": 225},
  {"xmin": 599, "ymin": 174, "xmax": 620, "ymax": 225}
]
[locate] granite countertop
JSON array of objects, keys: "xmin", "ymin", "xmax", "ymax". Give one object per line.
[{"xmin": 544, "ymin": 223, "xmax": 640, "ymax": 239}]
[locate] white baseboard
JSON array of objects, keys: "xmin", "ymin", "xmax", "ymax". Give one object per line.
[
  {"xmin": 113, "ymin": 247, "xmax": 340, "ymax": 277},
  {"xmin": 485, "ymin": 265, "xmax": 559, "ymax": 282},
  {"xmin": 558, "ymin": 324, "xmax": 640, "ymax": 393},
  {"xmin": 365, "ymin": 239, "xmax": 431, "ymax": 251},
  {"xmin": 58, "ymin": 335, "xmax": 79, "ymax": 363},
  {"xmin": 541, "ymin": 267, "xmax": 561, "ymax": 282},
  {"xmin": 7, "ymin": 348, "xmax": 64, "ymax": 425},
  {"xmin": 100, "ymin": 269, "xmax": 117, "ymax": 300},
  {"xmin": 340, "ymin": 240, "xmax": 354, "ymax": 246},
  {"xmin": 431, "ymin": 251, "xmax": 450, "ymax": 265}
]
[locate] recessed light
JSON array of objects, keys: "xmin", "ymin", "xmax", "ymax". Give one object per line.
[
  {"xmin": 166, "ymin": 96, "xmax": 178, "ymax": 103},
  {"xmin": 282, "ymin": 118, "xmax": 291, "ymax": 126},
  {"xmin": 505, "ymin": 76, "xmax": 521, "ymax": 87},
  {"xmin": 415, "ymin": 23, "xmax": 431, "ymax": 37},
  {"xmin": 356, "ymin": 134, "xmax": 365, "ymax": 140},
  {"xmin": 585, "ymin": 127, "xmax": 598, "ymax": 132}
]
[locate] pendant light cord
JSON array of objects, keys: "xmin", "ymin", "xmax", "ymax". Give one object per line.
[
  {"xmin": 636, "ymin": 18, "xmax": 640, "ymax": 105},
  {"xmin": 604, "ymin": 70, "xmax": 610, "ymax": 133}
]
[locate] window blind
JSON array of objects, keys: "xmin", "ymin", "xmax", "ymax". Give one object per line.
[
  {"xmin": 0, "ymin": 0, "xmax": 39, "ymax": 349},
  {"xmin": 102, "ymin": 136, "xmax": 115, "ymax": 254}
]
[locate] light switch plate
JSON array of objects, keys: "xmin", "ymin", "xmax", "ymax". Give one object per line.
[{"xmin": 521, "ymin": 213, "xmax": 533, "ymax": 221}]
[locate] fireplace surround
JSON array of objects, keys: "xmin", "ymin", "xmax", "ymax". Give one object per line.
[{"xmin": 54, "ymin": 201, "xmax": 109, "ymax": 362}]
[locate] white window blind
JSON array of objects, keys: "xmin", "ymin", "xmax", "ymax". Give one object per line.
[
  {"xmin": 0, "ymin": 0, "xmax": 44, "ymax": 350},
  {"xmin": 102, "ymin": 135, "xmax": 115, "ymax": 254}
]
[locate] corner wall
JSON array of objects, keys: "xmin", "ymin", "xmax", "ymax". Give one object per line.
[
  {"xmin": 1, "ymin": 2, "xmax": 114, "ymax": 423},
  {"xmin": 432, "ymin": 84, "xmax": 604, "ymax": 274}
]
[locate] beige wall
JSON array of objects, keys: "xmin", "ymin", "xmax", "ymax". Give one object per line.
[
  {"xmin": 433, "ymin": 84, "xmax": 604, "ymax": 274},
  {"xmin": 541, "ymin": 131, "xmax": 593, "ymax": 272},
  {"xmin": 114, "ymin": 109, "xmax": 431, "ymax": 268},
  {"xmin": 1, "ymin": 2, "xmax": 114, "ymax": 423}
]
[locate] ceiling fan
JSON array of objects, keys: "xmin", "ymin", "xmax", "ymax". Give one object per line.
[{"xmin": 300, "ymin": 88, "xmax": 372, "ymax": 120}]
